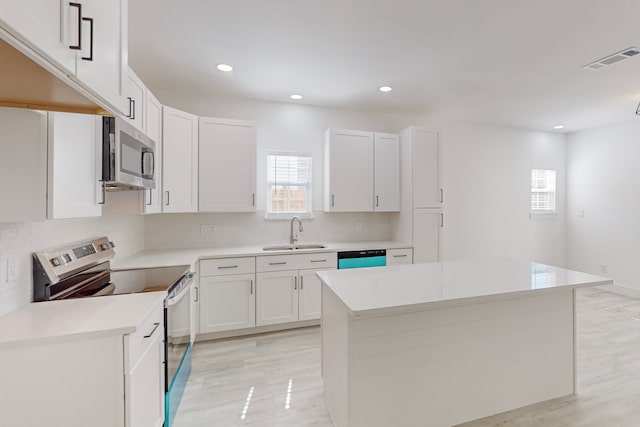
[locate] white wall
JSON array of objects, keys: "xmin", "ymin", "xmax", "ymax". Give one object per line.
[
  {"xmin": 0, "ymin": 192, "xmax": 145, "ymax": 316},
  {"xmin": 150, "ymin": 90, "xmax": 421, "ymax": 248},
  {"xmin": 439, "ymin": 122, "xmax": 567, "ymax": 265},
  {"xmin": 566, "ymin": 120, "xmax": 640, "ymax": 288}
]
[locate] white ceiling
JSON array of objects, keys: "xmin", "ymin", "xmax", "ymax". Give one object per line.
[{"xmin": 129, "ymin": 0, "xmax": 640, "ymax": 133}]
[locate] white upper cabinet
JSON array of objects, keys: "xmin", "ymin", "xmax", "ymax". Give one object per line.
[
  {"xmin": 0, "ymin": 108, "xmax": 47, "ymax": 222},
  {"xmin": 47, "ymin": 111, "xmax": 103, "ymax": 219},
  {"xmin": 324, "ymin": 129, "xmax": 374, "ymax": 212},
  {"xmin": 162, "ymin": 106, "xmax": 198, "ymax": 213},
  {"xmin": 125, "ymin": 69, "xmax": 145, "ymax": 132},
  {"xmin": 373, "ymin": 133, "xmax": 400, "ymax": 212},
  {"xmin": 73, "ymin": 0, "xmax": 128, "ymax": 115},
  {"xmin": 198, "ymin": 117, "xmax": 256, "ymax": 212},
  {"xmin": 0, "ymin": 0, "xmax": 77, "ymax": 73},
  {"xmin": 407, "ymin": 127, "xmax": 441, "ymax": 208},
  {"xmin": 144, "ymin": 90, "xmax": 162, "ymax": 214},
  {"xmin": 324, "ymin": 129, "xmax": 399, "ymax": 212},
  {"xmin": 0, "ymin": 0, "xmax": 128, "ymax": 116}
]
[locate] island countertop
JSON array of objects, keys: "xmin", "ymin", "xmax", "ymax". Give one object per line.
[{"xmin": 316, "ymin": 259, "xmax": 613, "ymax": 316}]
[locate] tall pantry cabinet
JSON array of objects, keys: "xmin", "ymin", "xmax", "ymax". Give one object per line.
[{"xmin": 399, "ymin": 127, "xmax": 442, "ymax": 263}]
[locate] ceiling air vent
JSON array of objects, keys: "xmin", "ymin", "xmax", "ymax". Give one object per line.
[{"xmin": 584, "ymin": 47, "xmax": 640, "ymax": 70}]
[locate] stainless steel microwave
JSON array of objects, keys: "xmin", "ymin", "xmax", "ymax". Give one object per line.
[{"xmin": 102, "ymin": 116, "xmax": 156, "ymax": 190}]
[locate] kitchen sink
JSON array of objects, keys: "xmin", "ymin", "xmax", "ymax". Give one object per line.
[{"xmin": 262, "ymin": 243, "xmax": 326, "ymax": 251}]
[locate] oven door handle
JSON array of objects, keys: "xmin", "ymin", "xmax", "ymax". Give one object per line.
[{"xmin": 167, "ymin": 281, "xmax": 192, "ymax": 306}]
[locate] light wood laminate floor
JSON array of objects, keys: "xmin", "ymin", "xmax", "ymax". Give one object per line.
[{"xmin": 174, "ymin": 287, "xmax": 640, "ymax": 426}]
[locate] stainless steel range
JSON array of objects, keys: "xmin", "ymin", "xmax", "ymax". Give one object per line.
[{"xmin": 33, "ymin": 236, "xmax": 194, "ymax": 427}]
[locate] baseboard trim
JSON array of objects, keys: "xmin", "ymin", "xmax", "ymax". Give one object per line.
[{"xmin": 196, "ymin": 320, "xmax": 321, "ymax": 342}]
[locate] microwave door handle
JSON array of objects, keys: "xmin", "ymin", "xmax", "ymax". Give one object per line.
[{"xmin": 141, "ymin": 150, "xmax": 154, "ymax": 179}]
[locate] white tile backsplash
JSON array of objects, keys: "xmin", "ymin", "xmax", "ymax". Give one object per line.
[
  {"xmin": 0, "ymin": 214, "xmax": 144, "ymax": 316},
  {"xmin": 145, "ymin": 211, "xmax": 398, "ymax": 249}
]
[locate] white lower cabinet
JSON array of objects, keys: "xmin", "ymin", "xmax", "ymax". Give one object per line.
[
  {"xmin": 386, "ymin": 248, "xmax": 414, "ymax": 265},
  {"xmin": 124, "ymin": 303, "xmax": 165, "ymax": 427},
  {"xmin": 298, "ymin": 269, "xmax": 324, "ymax": 321},
  {"xmin": 199, "ymin": 274, "xmax": 256, "ymax": 333},
  {"xmin": 256, "ymin": 253, "xmax": 337, "ymax": 326},
  {"xmin": 256, "ymin": 271, "xmax": 299, "ymax": 326},
  {"xmin": 0, "ymin": 297, "xmax": 165, "ymax": 427},
  {"xmin": 199, "ymin": 257, "xmax": 256, "ymax": 334}
]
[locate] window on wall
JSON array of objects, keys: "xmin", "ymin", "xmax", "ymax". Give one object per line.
[
  {"xmin": 267, "ymin": 153, "xmax": 312, "ymax": 218},
  {"xmin": 530, "ymin": 169, "xmax": 556, "ymax": 213}
]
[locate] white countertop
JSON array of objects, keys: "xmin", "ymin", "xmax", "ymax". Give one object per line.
[
  {"xmin": 317, "ymin": 259, "xmax": 614, "ymax": 316},
  {"xmin": 112, "ymin": 240, "xmax": 411, "ymax": 270},
  {"xmin": 0, "ymin": 291, "xmax": 166, "ymax": 348}
]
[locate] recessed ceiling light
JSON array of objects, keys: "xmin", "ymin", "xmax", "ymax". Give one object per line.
[
  {"xmin": 216, "ymin": 64, "xmax": 233, "ymax": 72},
  {"xmin": 553, "ymin": 125, "xmax": 565, "ymax": 130},
  {"xmin": 290, "ymin": 94, "xmax": 303, "ymax": 100},
  {"xmin": 379, "ymin": 86, "xmax": 393, "ymax": 92}
]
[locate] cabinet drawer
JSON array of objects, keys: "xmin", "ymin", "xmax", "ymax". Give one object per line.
[
  {"xmin": 200, "ymin": 257, "xmax": 255, "ymax": 276},
  {"xmin": 387, "ymin": 248, "xmax": 413, "ymax": 265},
  {"xmin": 256, "ymin": 252, "xmax": 337, "ymax": 272},
  {"xmin": 296, "ymin": 252, "xmax": 337, "ymax": 270},
  {"xmin": 125, "ymin": 303, "xmax": 164, "ymax": 371}
]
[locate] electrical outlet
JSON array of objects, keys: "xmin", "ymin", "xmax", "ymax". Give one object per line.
[
  {"xmin": 200, "ymin": 224, "xmax": 217, "ymax": 235},
  {"xmin": 355, "ymin": 222, "xmax": 363, "ymax": 231},
  {"xmin": 600, "ymin": 264, "xmax": 608, "ymax": 274},
  {"xmin": 6, "ymin": 257, "xmax": 18, "ymax": 282}
]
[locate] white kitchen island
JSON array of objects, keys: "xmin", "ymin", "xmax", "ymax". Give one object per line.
[{"xmin": 317, "ymin": 259, "xmax": 613, "ymax": 427}]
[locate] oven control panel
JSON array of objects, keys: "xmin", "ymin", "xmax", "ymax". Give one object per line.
[{"xmin": 35, "ymin": 237, "xmax": 117, "ymax": 285}]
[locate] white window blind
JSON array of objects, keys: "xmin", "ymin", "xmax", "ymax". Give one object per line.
[
  {"xmin": 531, "ymin": 169, "xmax": 556, "ymax": 213},
  {"xmin": 267, "ymin": 153, "xmax": 312, "ymax": 217}
]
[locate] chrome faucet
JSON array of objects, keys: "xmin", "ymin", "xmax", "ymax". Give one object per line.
[{"xmin": 290, "ymin": 216, "xmax": 303, "ymax": 244}]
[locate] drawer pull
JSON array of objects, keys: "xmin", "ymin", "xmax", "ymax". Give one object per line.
[
  {"xmin": 144, "ymin": 322, "xmax": 160, "ymax": 339},
  {"xmin": 393, "ymin": 254, "xmax": 408, "ymax": 258},
  {"xmin": 310, "ymin": 259, "xmax": 327, "ymax": 263},
  {"xmin": 269, "ymin": 261, "xmax": 287, "ymax": 266},
  {"xmin": 218, "ymin": 265, "xmax": 239, "ymax": 269}
]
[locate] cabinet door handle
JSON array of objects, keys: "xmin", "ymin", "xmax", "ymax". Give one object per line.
[
  {"xmin": 269, "ymin": 261, "xmax": 287, "ymax": 266},
  {"xmin": 131, "ymin": 99, "xmax": 136, "ymax": 120},
  {"xmin": 146, "ymin": 189, "xmax": 152, "ymax": 206},
  {"xmin": 393, "ymin": 254, "xmax": 408, "ymax": 258},
  {"xmin": 310, "ymin": 259, "xmax": 326, "ymax": 263},
  {"xmin": 126, "ymin": 97, "xmax": 132, "ymax": 118},
  {"xmin": 194, "ymin": 287, "xmax": 199, "ymax": 302},
  {"xmin": 69, "ymin": 3, "xmax": 82, "ymax": 50},
  {"xmin": 98, "ymin": 181, "xmax": 106, "ymax": 205},
  {"xmin": 218, "ymin": 265, "xmax": 238, "ymax": 269},
  {"xmin": 252, "ymin": 193, "xmax": 255, "ymax": 206},
  {"xmin": 81, "ymin": 16, "xmax": 93, "ymax": 61},
  {"xmin": 331, "ymin": 195, "xmax": 335, "ymax": 207},
  {"xmin": 294, "ymin": 276, "xmax": 297, "ymax": 290},
  {"xmin": 250, "ymin": 280, "xmax": 253, "ymax": 295},
  {"xmin": 440, "ymin": 213, "xmax": 444, "ymax": 227},
  {"xmin": 165, "ymin": 191, "xmax": 170, "ymax": 206},
  {"xmin": 376, "ymin": 195, "xmax": 379, "ymax": 207},
  {"xmin": 440, "ymin": 189, "xmax": 444, "ymax": 203},
  {"xmin": 300, "ymin": 276, "xmax": 304, "ymax": 290},
  {"xmin": 144, "ymin": 322, "xmax": 160, "ymax": 339}
]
